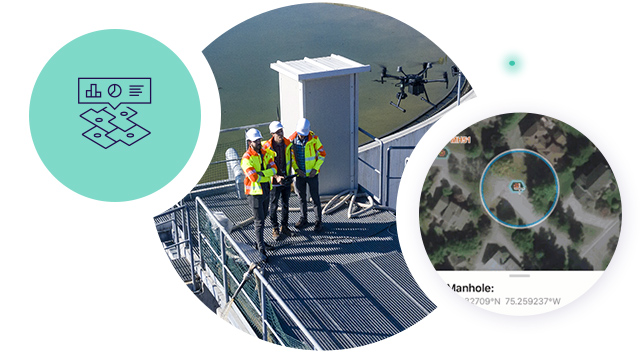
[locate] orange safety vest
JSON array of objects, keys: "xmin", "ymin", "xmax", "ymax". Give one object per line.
[{"xmin": 262, "ymin": 136, "xmax": 295, "ymax": 176}]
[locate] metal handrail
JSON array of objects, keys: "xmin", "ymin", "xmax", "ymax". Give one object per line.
[
  {"xmin": 195, "ymin": 196, "xmax": 322, "ymax": 350},
  {"xmin": 220, "ymin": 121, "xmax": 271, "ymax": 133},
  {"xmin": 358, "ymin": 127, "xmax": 383, "ymax": 203},
  {"xmin": 209, "ymin": 157, "xmax": 241, "ymax": 166},
  {"xmin": 385, "ymin": 146, "xmax": 415, "ymax": 207},
  {"xmin": 155, "ymin": 204, "xmax": 186, "ymax": 218},
  {"xmin": 196, "ymin": 226, "xmax": 288, "ymax": 346},
  {"xmin": 154, "ymin": 205, "xmax": 197, "ymax": 293}
]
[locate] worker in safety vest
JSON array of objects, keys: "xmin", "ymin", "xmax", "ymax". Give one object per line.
[
  {"xmin": 263, "ymin": 121, "xmax": 295, "ymax": 240},
  {"xmin": 288, "ymin": 118, "xmax": 326, "ymax": 232},
  {"xmin": 241, "ymin": 128, "xmax": 277, "ymax": 258}
]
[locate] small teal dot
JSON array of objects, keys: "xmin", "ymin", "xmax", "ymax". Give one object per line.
[{"xmin": 509, "ymin": 60, "xmax": 516, "ymax": 66}]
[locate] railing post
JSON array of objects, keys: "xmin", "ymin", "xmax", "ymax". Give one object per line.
[
  {"xmin": 220, "ymin": 225, "xmax": 228, "ymax": 304},
  {"xmin": 457, "ymin": 72, "xmax": 462, "ymax": 106},
  {"xmin": 196, "ymin": 203, "xmax": 204, "ymax": 271},
  {"xmin": 170, "ymin": 209, "xmax": 177, "ymax": 244},
  {"xmin": 386, "ymin": 147, "xmax": 392, "ymax": 207},
  {"xmin": 261, "ymin": 279, "xmax": 267, "ymax": 341},
  {"xmin": 185, "ymin": 205, "xmax": 197, "ymax": 292},
  {"xmin": 378, "ymin": 138, "xmax": 384, "ymax": 203}
]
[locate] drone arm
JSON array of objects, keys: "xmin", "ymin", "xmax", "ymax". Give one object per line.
[
  {"xmin": 423, "ymin": 72, "xmax": 449, "ymax": 88},
  {"xmin": 383, "ymin": 73, "xmax": 404, "ymax": 81},
  {"xmin": 423, "ymin": 78, "xmax": 447, "ymax": 84},
  {"xmin": 418, "ymin": 62, "xmax": 435, "ymax": 77}
]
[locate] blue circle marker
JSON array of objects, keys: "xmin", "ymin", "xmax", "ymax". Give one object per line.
[
  {"xmin": 480, "ymin": 149, "xmax": 559, "ymax": 229},
  {"xmin": 126, "ymin": 133, "xmax": 134, "ymax": 138},
  {"xmin": 94, "ymin": 133, "xmax": 101, "ymax": 138},
  {"xmin": 120, "ymin": 111, "xmax": 128, "ymax": 116}
]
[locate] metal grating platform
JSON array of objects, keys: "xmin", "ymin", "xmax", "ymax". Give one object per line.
[
  {"xmin": 170, "ymin": 257, "xmax": 193, "ymax": 283},
  {"xmin": 171, "ymin": 189, "xmax": 436, "ymax": 349}
]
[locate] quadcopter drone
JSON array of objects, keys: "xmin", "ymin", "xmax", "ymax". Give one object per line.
[{"xmin": 375, "ymin": 61, "xmax": 449, "ymax": 112}]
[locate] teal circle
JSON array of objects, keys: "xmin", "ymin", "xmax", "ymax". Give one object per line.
[
  {"xmin": 509, "ymin": 60, "xmax": 516, "ymax": 66},
  {"xmin": 30, "ymin": 30, "xmax": 200, "ymax": 202}
]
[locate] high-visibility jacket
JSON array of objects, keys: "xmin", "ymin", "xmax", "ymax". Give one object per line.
[
  {"xmin": 240, "ymin": 146, "xmax": 277, "ymax": 195},
  {"xmin": 262, "ymin": 137, "xmax": 295, "ymax": 177},
  {"xmin": 288, "ymin": 131, "xmax": 326, "ymax": 177}
]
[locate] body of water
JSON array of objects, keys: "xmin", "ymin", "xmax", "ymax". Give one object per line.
[{"xmin": 201, "ymin": 3, "xmax": 460, "ymax": 182}]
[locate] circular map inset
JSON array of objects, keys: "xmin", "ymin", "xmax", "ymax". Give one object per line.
[
  {"xmin": 480, "ymin": 149, "xmax": 559, "ymax": 229},
  {"xmin": 418, "ymin": 113, "xmax": 622, "ymax": 315}
]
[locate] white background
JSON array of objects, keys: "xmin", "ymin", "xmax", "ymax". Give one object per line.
[{"xmin": 1, "ymin": 0, "xmax": 642, "ymax": 351}]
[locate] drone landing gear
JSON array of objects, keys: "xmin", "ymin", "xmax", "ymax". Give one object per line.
[
  {"xmin": 390, "ymin": 101, "xmax": 406, "ymax": 112},
  {"xmin": 390, "ymin": 91, "xmax": 407, "ymax": 112},
  {"xmin": 420, "ymin": 71, "xmax": 449, "ymax": 108},
  {"xmin": 420, "ymin": 91, "xmax": 437, "ymax": 108}
]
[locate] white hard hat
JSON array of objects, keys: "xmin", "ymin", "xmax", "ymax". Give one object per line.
[
  {"xmin": 296, "ymin": 118, "xmax": 310, "ymax": 136},
  {"xmin": 245, "ymin": 128, "xmax": 262, "ymax": 141},
  {"xmin": 269, "ymin": 121, "xmax": 284, "ymax": 134}
]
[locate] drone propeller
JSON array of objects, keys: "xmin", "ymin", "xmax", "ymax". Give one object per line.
[
  {"xmin": 421, "ymin": 62, "xmax": 429, "ymax": 78},
  {"xmin": 373, "ymin": 65, "xmax": 388, "ymax": 84}
]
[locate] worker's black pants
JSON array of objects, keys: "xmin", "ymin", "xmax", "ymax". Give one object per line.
[
  {"xmin": 269, "ymin": 182, "xmax": 291, "ymax": 229},
  {"xmin": 247, "ymin": 183, "xmax": 270, "ymax": 253},
  {"xmin": 295, "ymin": 175, "xmax": 321, "ymax": 223}
]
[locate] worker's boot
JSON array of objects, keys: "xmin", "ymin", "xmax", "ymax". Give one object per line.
[
  {"xmin": 281, "ymin": 225, "xmax": 293, "ymax": 236},
  {"xmin": 295, "ymin": 218, "xmax": 308, "ymax": 229}
]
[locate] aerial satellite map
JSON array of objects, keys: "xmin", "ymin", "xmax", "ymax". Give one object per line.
[{"xmin": 419, "ymin": 113, "xmax": 621, "ymax": 271}]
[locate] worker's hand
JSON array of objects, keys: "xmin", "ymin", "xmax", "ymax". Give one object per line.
[
  {"xmin": 309, "ymin": 169, "xmax": 317, "ymax": 178},
  {"xmin": 257, "ymin": 171, "xmax": 264, "ymax": 178},
  {"xmin": 297, "ymin": 169, "xmax": 306, "ymax": 177},
  {"xmin": 275, "ymin": 175, "xmax": 284, "ymax": 184}
]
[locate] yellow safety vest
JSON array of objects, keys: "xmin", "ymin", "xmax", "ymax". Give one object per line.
[
  {"xmin": 288, "ymin": 131, "xmax": 326, "ymax": 176},
  {"xmin": 240, "ymin": 146, "xmax": 276, "ymax": 195}
]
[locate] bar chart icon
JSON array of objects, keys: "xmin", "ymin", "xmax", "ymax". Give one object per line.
[{"xmin": 86, "ymin": 84, "xmax": 102, "ymax": 98}]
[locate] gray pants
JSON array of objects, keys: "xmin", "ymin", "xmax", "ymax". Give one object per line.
[
  {"xmin": 247, "ymin": 183, "xmax": 270, "ymax": 252},
  {"xmin": 269, "ymin": 182, "xmax": 291, "ymax": 229}
]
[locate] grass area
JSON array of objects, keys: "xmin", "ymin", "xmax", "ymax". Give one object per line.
[
  {"xmin": 571, "ymin": 145, "xmax": 596, "ymax": 169},
  {"xmin": 488, "ymin": 156, "xmax": 526, "ymax": 180},
  {"xmin": 557, "ymin": 169, "xmax": 575, "ymax": 198},
  {"xmin": 602, "ymin": 256, "xmax": 612, "ymax": 270},
  {"xmin": 499, "ymin": 113, "xmax": 527, "ymax": 134},
  {"xmin": 577, "ymin": 223, "xmax": 603, "ymax": 250},
  {"xmin": 548, "ymin": 216, "xmax": 570, "ymax": 234}
]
